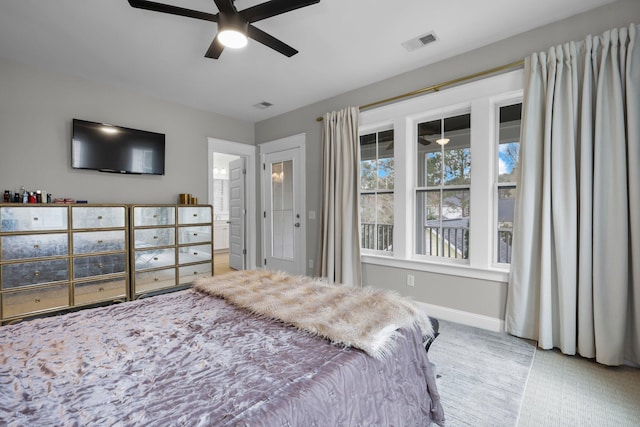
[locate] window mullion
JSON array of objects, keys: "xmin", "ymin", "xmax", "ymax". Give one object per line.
[
  {"xmin": 393, "ymin": 117, "xmax": 408, "ymax": 258},
  {"xmin": 468, "ymin": 98, "xmax": 493, "ymax": 269}
]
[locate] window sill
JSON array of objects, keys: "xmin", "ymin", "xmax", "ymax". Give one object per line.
[{"xmin": 361, "ymin": 254, "xmax": 510, "ymax": 283}]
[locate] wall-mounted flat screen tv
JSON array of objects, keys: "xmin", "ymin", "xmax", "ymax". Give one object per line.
[{"xmin": 71, "ymin": 119, "xmax": 165, "ymax": 175}]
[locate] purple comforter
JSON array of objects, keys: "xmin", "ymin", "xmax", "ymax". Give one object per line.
[{"xmin": 0, "ymin": 289, "xmax": 444, "ymax": 426}]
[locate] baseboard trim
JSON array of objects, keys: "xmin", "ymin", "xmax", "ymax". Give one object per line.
[{"xmin": 417, "ymin": 302, "xmax": 505, "ymax": 333}]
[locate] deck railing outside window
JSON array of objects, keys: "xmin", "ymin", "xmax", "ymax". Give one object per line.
[
  {"xmin": 361, "ymin": 223, "xmax": 393, "ymax": 251},
  {"xmin": 424, "ymin": 226, "xmax": 468, "ymax": 259},
  {"xmin": 362, "ymin": 223, "xmax": 513, "ymax": 262},
  {"xmin": 497, "ymin": 228, "xmax": 513, "ymax": 264}
]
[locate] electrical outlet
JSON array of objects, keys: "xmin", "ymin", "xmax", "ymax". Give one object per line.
[{"xmin": 406, "ymin": 274, "xmax": 415, "ymax": 287}]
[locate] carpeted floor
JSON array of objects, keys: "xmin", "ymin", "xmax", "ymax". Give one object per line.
[
  {"xmin": 517, "ymin": 348, "xmax": 640, "ymax": 426},
  {"xmin": 428, "ymin": 319, "xmax": 536, "ymax": 427}
]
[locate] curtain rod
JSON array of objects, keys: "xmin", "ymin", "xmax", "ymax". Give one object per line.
[{"xmin": 316, "ymin": 59, "xmax": 525, "ymax": 122}]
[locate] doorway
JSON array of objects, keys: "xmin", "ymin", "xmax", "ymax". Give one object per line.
[
  {"xmin": 212, "ymin": 152, "xmax": 240, "ymax": 275},
  {"xmin": 207, "ymin": 138, "xmax": 258, "ymax": 273},
  {"xmin": 260, "ymin": 134, "xmax": 306, "ymax": 275}
]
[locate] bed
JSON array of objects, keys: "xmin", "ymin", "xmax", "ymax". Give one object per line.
[{"xmin": 0, "ymin": 270, "xmax": 445, "ymax": 426}]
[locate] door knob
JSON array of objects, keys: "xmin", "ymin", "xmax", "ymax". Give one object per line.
[{"xmin": 294, "ymin": 222, "xmax": 300, "ymax": 227}]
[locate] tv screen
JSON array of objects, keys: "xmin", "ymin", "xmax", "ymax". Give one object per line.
[{"xmin": 71, "ymin": 119, "xmax": 165, "ymax": 175}]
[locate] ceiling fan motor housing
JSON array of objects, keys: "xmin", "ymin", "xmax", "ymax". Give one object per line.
[{"xmin": 219, "ymin": 11, "xmax": 248, "ymax": 35}]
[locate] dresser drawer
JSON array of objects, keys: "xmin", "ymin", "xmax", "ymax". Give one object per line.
[
  {"xmin": 72, "ymin": 206, "xmax": 126, "ymax": 229},
  {"xmin": 178, "ymin": 244, "xmax": 212, "ymax": 265},
  {"xmin": 74, "ymin": 277, "xmax": 127, "ymax": 305},
  {"xmin": 178, "ymin": 262, "xmax": 212, "ymax": 285},
  {"xmin": 1, "ymin": 233, "xmax": 69, "ymax": 261},
  {"xmin": 73, "ymin": 230, "xmax": 126, "ymax": 254},
  {"xmin": 1, "ymin": 206, "xmax": 68, "ymax": 232},
  {"xmin": 73, "ymin": 253, "xmax": 127, "ymax": 279},
  {"xmin": 178, "ymin": 226, "xmax": 212, "ymax": 245},
  {"xmin": 134, "ymin": 247, "xmax": 176, "ymax": 271},
  {"xmin": 1, "ymin": 259, "xmax": 69, "ymax": 289},
  {"xmin": 133, "ymin": 227, "xmax": 175, "ymax": 249},
  {"xmin": 2, "ymin": 283, "xmax": 69, "ymax": 319},
  {"xmin": 133, "ymin": 206, "xmax": 175, "ymax": 227},
  {"xmin": 178, "ymin": 206, "xmax": 212, "ymax": 225},
  {"xmin": 135, "ymin": 268, "xmax": 176, "ymax": 294}
]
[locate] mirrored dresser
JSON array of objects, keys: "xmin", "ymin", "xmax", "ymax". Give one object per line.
[
  {"xmin": 130, "ymin": 204, "xmax": 213, "ymax": 298},
  {"xmin": 0, "ymin": 204, "xmax": 128, "ymax": 323}
]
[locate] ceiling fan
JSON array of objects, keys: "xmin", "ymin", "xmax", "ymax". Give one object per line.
[{"xmin": 128, "ymin": 0, "xmax": 320, "ymax": 59}]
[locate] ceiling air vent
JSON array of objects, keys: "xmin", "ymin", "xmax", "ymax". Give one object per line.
[
  {"xmin": 402, "ymin": 31, "xmax": 438, "ymax": 52},
  {"xmin": 253, "ymin": 101, "xmax": 273, "ymax": 109}
]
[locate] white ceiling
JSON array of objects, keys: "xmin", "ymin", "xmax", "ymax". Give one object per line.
[{"xmin": 0, "ymin": 0, "xmax": 616, "ymax": 123}]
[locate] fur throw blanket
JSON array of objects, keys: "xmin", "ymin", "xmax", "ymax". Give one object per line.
[{"xmin": 194, "ymin": 270, "xmax": 434, "ymax": 359}]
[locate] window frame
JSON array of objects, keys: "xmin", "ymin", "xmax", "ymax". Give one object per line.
[
  {"xmin": 358, "ymin": 70, "xmax": 523, "ymax": 282},
  {"xmin": 493, "ymin": 95, "xmax": 524, "ymax": 267},
  {"xmin": 414, "ymin": 107, "xmax": 472, "ymax": 264},
  {"xmin": 359, "ymin": 123, "xmax": 395, "ymax": 256}
]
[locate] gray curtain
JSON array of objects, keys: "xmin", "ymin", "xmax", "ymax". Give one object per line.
[
  {"xmin": 318, "ymin": 107, "xmax": 362, "ymax": 286},
  {"xmin": 506, "ymin": 24, "xmax": 639, "ymax": 366}
]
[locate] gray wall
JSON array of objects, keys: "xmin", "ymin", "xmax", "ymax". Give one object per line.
[
  {"xmin": 254, "ymin": 0, "xmax": 640, "ymax": 324},
  {"xmin": 0, "ymin": 58, "xmax": 254, "ymax": 205}
]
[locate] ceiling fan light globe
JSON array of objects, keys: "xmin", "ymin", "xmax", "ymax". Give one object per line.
[
  {"xmin": 219, "ymin": 30, "xmax": 248, "ymax": 49},
  {"xmin": 436, "ymin": 138, "xmax": 450, "ymax": 146}
]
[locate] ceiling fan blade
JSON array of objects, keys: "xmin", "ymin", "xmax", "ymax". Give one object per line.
[
  {"xmin": 128, "ymin": 0, "xmax": 218, "ymax": 22},
  {"xmin": 240, "ymin": 0, "xmax": 320, "ymax": 23},
  {"xmin": 247, "ymin": 25, "xmax": 298, "ymax": 57},
  {"xmin": 213, "ymin": 0, "xmax": 236, "ymax": 14},
  {"xmin": 205, "ymin": 35, "xmax": 225, "ymax": 59}
]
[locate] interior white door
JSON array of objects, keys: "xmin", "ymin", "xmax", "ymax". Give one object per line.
[
  {"xmin": 263, "ymin": 148, "xmax": 303, "ymax": 274},
  {"xmin": 228, "ymin": 158, "xmax": 245, "ymax": 270}
]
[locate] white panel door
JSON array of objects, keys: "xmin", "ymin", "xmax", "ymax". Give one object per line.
[
  {"xmin": 263, "ymin": 148, "xmax": 304, "ymax": 274},
  {"xmin": 228, "ymin": 158, "xmax": 245, "ymax": 270}
]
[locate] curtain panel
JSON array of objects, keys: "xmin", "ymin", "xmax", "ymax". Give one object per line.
[
  {"xmin": 506, "ymin": 24, "xmax": 639, "ymax": 366},
  {"xmin": 318, "ymin": 107, "xmax": 362, "ymax": 286}
]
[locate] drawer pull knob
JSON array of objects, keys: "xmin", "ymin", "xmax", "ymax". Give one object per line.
[
  {"xmin": 193, "ymin": 271, "xmax": 198, "ymax": 275},
  {"xmin": 193, "ymin": 252, "xmax": 198, "ymax": 255},
  {"xmin": 33, "ymin": 217, "xmax": 39, "ymax": 221},
  {"xmin": 154, "ymin": 278, "xmax": 159, "ymax": 282},
  {"xmin": 153, "ymin": 214, "xmax": 158, "ymax": 218},
  {"xmin": 35, "ymin": 298, "xmax": 41, "ymax": 303},
  {"xmin": 193, "ymin": 233, "xmax": 198, "ymax": 236},
  {"xmin": 153, "ymin": 236, "xmax": 158, "ymax": 239},
  {"xmin": 33, "ymin": 244, "xmax": 40, "ymax": 249},
  {"xmin": 34, "ymin": 271, "xmax": 40, "ymax": 276},
  {"xmin": 98, "ymin": 263, "xmax": 104, "ymax": 268},
  {"xmin": 97, "ymin": 216, "xmax": 103, "ymax": 220},
  {"xmin": 99, "ymin": 287, "xmax": 105, "ymax": 292},
  {"xmin": 153, "ymin": 257, "xmax": 158, "ymax": 261},
  {"xmin": 97, "ymin": 240, "xmax": 104, "ymax": 244},
  {"xmin": 193, "ymin": 214, "xmax": 198, "ymax": 217}
]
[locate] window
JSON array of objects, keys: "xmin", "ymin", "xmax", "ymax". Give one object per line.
[
  {"xmin": 360, "ymin": 129, "xmax": 394, "ymax": 252},
  {"xmin": 358, "ymin": 69, "xmax": 523, "ymax": 280},
  {"xmin": 496, "ymin": 103, "xmax": 522, "ymax": 264},
  {"xmin": 416, "ymin": 113, "xmax": 471, "ymax": 260}
]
